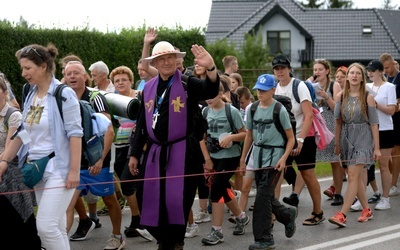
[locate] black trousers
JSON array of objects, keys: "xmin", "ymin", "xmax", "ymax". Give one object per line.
[{"xmin": 252, "ymin": 168, "xmax": 290, "ymax": 242}]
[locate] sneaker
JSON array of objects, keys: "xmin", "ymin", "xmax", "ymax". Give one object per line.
[
  {"xmin": 70, "ymin": 218, "xmax": 95, "ymax": 241},
  {"xmin": 135, "ymin": 228, "xmax": 154, "ymax": 241},
  {"xmin": 368, "ymin": 193, "xmax": 381, "ymax": 204},
  {"xmin": 375, "ymin": 197, "xmax": 390, "ymax": 210},
  {"xmin": 185, "ymin": 223, "xmax": 199, "ymax": 238},
  {"xmin": 282, "ymin": 193, "xmax": 299, "ymax": 207},
  {"xmin": 124, "ymin": 226, "xmax": 138, "ymax": 238},
  {"xmin": 285, "ymin": 207, "xmax": 297, "ymax": 238},
  {"xmin": 201, "ymin": 228, "xmax": 224, "ymax": 245},
  {"xmin": 97, "ymin": 206, "xmax": 109, "ymax": 216},
  {"xmin": 91, "ymin": 217, "xmax": 102, "ymax": 228},
  {"xmin": 350, "ymin": 199, "xmax": 362, "ymax": 211},
  {"xmin": 235, "ymin": 190, "xmax": 242, "ymax": 202},
  {"xmin": 248, "ymin": 240, "xmax": 275, "ymax": 250},
  {"xmin": 228, "ymin": 215, "xmax": 236, "ymax": 224},
  {"xmin": 323, "ymin": 186, "xmax": 335, "ymax": 199},
  {"xmin": 118, "ymin": 197, "xmax": 126, "ymax": 210},
  {"xmin": 331, "ymin": 194, "xmax": 344, "ymax": 206},
  {"xmin": 104, "ymin": 234, "xmax": 125, "ymax": 250},
  {"xmin": 233, "ymin": 214, "xmax": 250, "ymax": 235},
  {"xmin": 358, "ymin": 208, "xmax": 373, "ymax": 222},
  {"xmin": 194, "ymin": 211, "xmax": 211, "ymax": 224},
  {"xmin": 389, "ymin": 186, "xmax": 400, "ymax": 196},
  {"xmin": 328, "ymin": 212, "xmax": 346, "ymax": 227}
]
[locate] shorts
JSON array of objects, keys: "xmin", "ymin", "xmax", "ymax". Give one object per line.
[
  {"xmin": 367, "ymin": 164, "xmax": 376, "ymax": 185},
  {"xmin": 244, "ymin": 169, "xmax": 255, "ymax": 179},
  {"xmin": 379, "ymin": 130, "xmax": 395, "ymax": 149},
  {"xmin": 286, "ymin": 136, "xmax": 316, "ymax": 171},
  {"xmin": 77, "ymin": 167, "xmax": 115, "ymax": 197}
]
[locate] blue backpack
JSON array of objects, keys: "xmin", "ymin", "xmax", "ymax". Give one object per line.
[
  {"xmin": 292, "ymin": 78, "xmax": 317, "ymax": 104},
  {"xmin": 54, "ymin": 84, "xmax": 104, "ymax": 166}
]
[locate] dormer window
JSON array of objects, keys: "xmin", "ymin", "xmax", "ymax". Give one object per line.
[{"xmin": 363, "ymin": 26, "xmax": 372, "ymax": 35}]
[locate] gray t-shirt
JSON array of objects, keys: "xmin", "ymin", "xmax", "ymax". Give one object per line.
[
  {"xmin": 203, "ymin": 104, "xmax": 244, "ymax": 159},
  {"xmin": 246, "ymin": 100, "xmax": 291, "ymax": 168}
]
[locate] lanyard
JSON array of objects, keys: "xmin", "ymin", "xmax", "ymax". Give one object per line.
[{"xmin": 154, "ymin": 76, "xmax": 174, "ymax": 114}]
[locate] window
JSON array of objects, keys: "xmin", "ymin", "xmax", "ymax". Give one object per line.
[
  {"xmin": 267, "ymin": 31, "xmax": 291, "ymax": 57},
  {"xmin": 362, "ymin": 26, "xmax": 372, "ymax": 35}
]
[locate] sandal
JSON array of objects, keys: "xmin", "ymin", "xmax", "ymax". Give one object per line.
[{"xmin": 303, "ymin": 211, "xmax": 325, "ymax": 226}]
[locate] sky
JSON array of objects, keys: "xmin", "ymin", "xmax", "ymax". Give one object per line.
[{"xmin": 1, "ymin": 0, "xmax": 399, "ymax": 33}]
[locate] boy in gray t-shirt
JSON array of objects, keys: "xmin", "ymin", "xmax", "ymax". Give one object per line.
[{"xmin": 239, "ymin": 74, "xmax": 297, "ymax": 250}]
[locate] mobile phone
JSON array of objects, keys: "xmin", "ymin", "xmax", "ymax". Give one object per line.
[{"xmin": 313, "ymin": 75, "xmax": 317, "ymax": 81}]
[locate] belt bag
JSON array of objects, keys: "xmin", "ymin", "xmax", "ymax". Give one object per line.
[{"xmin": 21, "ymin": 152, "xmax": 55, "ymax": 189}]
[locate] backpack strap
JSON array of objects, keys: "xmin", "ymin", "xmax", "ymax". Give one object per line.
[
  {"xmin": 225, "ymin": 103, "xmax": 237, "ymax": 134},
  {"xmin": 292, "ymin": 78, "xmax": 301, "ymax": 104},
  {"xmin": 250, "ymin": 100, "xmax": 260, "ymax": 120},
  {"xmin": 272, "ymin": 101, "xmax": 285, "ymax": 139},
  {"xmin": 3, "ymin": 106, "xmax": 19, "ymax": 132},
  {"xmin": 53, "ymin": 84, "xmax": 68, "ymax": 121}
]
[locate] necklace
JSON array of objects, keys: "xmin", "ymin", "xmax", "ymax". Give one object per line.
[
  {"xmin": 373, "ymin": 83, "xmax": 382, "ymax": 94},
  {"xmin": 347, "ymin": 96, "xmax": 359, "ymax": 121}
]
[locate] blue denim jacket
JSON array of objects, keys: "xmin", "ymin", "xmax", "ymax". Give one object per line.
[{"xmin": 18, "ymin": 77, "xmax": 83, "ymax": 179}]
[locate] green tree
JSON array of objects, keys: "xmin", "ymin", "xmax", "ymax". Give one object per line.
[
  {"xmin": 206, "ymin": 38, "xmax": 238, "ymax": 72},
  {"xmin": 328, "ymin": 0, "xmax": 353, "ymax": 8},
  {"xmin": 299, "ymin": 0, "xmax": 324, "ymax": 8}
]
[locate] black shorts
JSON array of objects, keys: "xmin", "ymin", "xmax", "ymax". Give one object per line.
[
  {"xmin": 286, "ymin": 136, "xmax": 316, "ymax": 171},
  {"xmin": 379, "ymin": 130, "xmax": 395, "ymax": 149}
]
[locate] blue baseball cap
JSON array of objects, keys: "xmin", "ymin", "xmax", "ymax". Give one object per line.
[{"xmin": 253, "ymin": 74, "xmax": 277, "ymax": 91}]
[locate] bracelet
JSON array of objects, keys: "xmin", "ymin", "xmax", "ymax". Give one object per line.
[{"xmin": 207, "ymin": 65, "xmax": 216, "ymax": 72}]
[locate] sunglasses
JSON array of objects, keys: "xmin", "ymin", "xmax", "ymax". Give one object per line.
[
  {"xmin": 272, "ymin": 58, "xmax": 289, "ymax": 64},
  {"xmin": 22, "ymin": 46, "xmax": 43, "ymax": 59}
]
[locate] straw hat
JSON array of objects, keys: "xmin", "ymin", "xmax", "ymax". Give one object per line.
[{"xmin": 144, "ymin": 41, "xmax": 186, "ymax": 61}]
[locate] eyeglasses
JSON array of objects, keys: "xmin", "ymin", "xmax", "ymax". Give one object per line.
[{"xmin": 22, "ymin": 46, "xmax": 43, "ymax": 59}]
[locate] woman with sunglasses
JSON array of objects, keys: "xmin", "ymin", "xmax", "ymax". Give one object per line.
[
  {"xmin": 0, "ymin": 44, "xmax": 83, "ymax": 250},
  {"xmin": 272, "ymin": 54, "xmax": 325, "ymax": 226}
]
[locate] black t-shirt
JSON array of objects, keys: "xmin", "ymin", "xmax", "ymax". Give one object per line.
[{"xmin": 80, "ymin": 88, "xmax": 112, "ymax": 169}]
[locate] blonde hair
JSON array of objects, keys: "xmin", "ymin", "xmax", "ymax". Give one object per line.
[{"xmin": 110, "ymin": 66, "xmax": 134, "ymax": 83}]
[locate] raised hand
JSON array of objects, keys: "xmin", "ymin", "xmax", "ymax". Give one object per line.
[
  {"xmin": 144, "ymin": 28, "xmax": 157, "ymax": 44},
  {"xmin": 191, "ymin": 44, "xmax": 215, "ymax": 70}
]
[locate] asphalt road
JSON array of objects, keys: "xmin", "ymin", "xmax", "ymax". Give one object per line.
[{"xmin": 69, "ymin": 171, "xmax": 400, "ymax": 250}]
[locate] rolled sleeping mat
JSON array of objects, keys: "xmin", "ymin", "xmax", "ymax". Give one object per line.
[{"xmin": 88, "ymin": 88, "xmax": 140, "ymax": 120}]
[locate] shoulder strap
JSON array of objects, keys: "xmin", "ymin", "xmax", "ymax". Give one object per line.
[
  {"xmin": 225, "ymin": 103, "xmax": 237, "ymax": 134},
  {"xmin": 272, "ymin": 102, "xmax": 285, "ymax": 138},
  {"xmin": 4, "ymin": 106, "xmax": 19, "ymax": 132},
  {"xmin": 292, "ymin": 78, "xmax": 301, "ymax": 104},
  {"xmin": 89, "ymin": 90, "xmax": 100, "ymax": 105},
  {"xmin": 53, "ymin": 84, "xmax": 68, "ymax": 121},
  {"xmin": 329, "ymin": 80, "xmax": 334, "ymax": 96},
  {"xmin": 250, "ymin": 100, "xmax": 260, "ymax": 119}
]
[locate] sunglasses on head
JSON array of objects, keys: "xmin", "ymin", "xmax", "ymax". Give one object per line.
[
  {"xmin": 272, "ymin": 58, "xmax": 289, "ymax": 64},
  {"xmin": 22, "ymin": 46, "xmax": 43, "ymax": 59}
]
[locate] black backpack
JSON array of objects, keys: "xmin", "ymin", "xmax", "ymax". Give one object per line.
[
  {"xmin": 250, "ymin": 95, "xmax": 297, "ymax": 149},
  {"xmin": 54, "ymin": 84, "xmax": 104, "ymax": 166}
]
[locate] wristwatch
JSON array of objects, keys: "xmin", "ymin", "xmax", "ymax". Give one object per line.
[
  {"xmin": 207, "ymin": 65, "xmax": 216, "ymax": 72},
  {"xmin": 297, "ymin": 138, "xmax": 304, "ymax": 143}
]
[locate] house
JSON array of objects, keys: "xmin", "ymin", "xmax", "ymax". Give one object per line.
[{"xmin": 205, "ymin": 0, "xmax": 400, "ymax": 68}]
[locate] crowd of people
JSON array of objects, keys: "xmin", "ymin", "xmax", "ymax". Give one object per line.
[{"xmin": 0, "ymin": 27, "xmax": 399, "ymax": 250}]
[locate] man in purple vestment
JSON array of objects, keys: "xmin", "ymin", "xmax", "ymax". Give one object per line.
[{"xmin": 128, "ymin": 28, "xmax": 219, "ymax": 250}]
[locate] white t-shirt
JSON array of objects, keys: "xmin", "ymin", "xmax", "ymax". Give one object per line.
[
  {"xmin": 275, "ymin": 78, "xmax": 312, "ymax": 136},
  {"xmin": 367, "ymin": 82, "xmax": 396, "ymax": 131}
]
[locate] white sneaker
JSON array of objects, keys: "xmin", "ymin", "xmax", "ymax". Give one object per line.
[
  {"xmin": 389, "ymin": 186, "xmax": 400, "ymax": 196},
  {"xmin": 135, "ymin": 228, "xmax": 154, "ymax": 241},
  {"xmin": 185, "ymin": 223, "xmax": 199, "ymax": 238},
  {"xmin": 104, "ymin": 234, "xmax": 125, "ymax": 250},
  {"xmin": 194, "ymin": 211, "xmax": 211, "ymax": 223},
  {"xmin": 350, "ymin": 199, "xmax": 362, "ymax": 211},
  {"xmin": 234, "ymin": 190, "xmax": 242, "ymax": 202},
  {"xmin": 375, "ymin": 197, "xmax": 390, "ymax": 210}
]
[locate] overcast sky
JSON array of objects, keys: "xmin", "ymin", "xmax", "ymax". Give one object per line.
[{"xmin": 1, "ymin": 0, "xmax": 399, "ymax": 32}]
